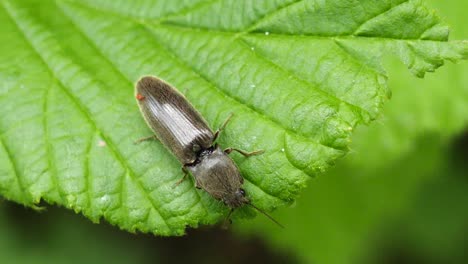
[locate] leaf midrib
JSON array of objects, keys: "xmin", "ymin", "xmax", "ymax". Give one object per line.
[
  {"xmin": 56, "ymin": 1, "xmax": 350, "ymax": 155},
  {"xmin": 62, "ymin": 0, "xmax": 369, "ymax": 139},
  {"xmin": 64, "ymin": 0, "xmax": 446, "ymax": 129},
  {"xmin": 66, "ymin": 0, "xmax": 444, "ymax": 42}
]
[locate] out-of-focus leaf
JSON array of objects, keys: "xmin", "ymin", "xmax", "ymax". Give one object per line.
[{"xmin": 362, "ymin": 146, "xmax": 468, "ymax": 263}]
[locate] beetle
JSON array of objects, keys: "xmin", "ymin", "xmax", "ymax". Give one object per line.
[{"xmin": 135, "ymin": 76, "xmax": 281, "ymax": 226}]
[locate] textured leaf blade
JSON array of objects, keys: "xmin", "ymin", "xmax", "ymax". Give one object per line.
[
  {"xmin": 239, "ymin": 0, "xmax": 468, "ymax": 260},
  {"xmin": 0, "ymin": 0, "xmax": 466, "ymax": 235}
]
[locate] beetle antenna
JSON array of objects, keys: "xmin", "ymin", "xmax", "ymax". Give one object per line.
[
  {"xmin": 248, "ymin": 203, "xmax": 284, "ymax": 228},
  {"xmin": 222, "ymin": 209, "xmax": 234, "ymax": 229}
]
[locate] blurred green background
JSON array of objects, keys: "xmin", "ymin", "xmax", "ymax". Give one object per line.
[{"xmin": 1, "ymin": 0, "xmax": 467, "ymax": 263}]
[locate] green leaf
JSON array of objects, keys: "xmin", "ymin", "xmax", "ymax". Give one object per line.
[
  {"xmin": 238, "ymin": 0, "xmax": 468, "ymax": 260},
  {"xmin": 0, "ymin": 0, "xmax": 465, "ymax": 235}
]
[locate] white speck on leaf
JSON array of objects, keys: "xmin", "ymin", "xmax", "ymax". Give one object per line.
[
  {"xmin": 98, "ymin": 140, "xmax": 106, "ymax": 147},
  {"xmin": 265, "ymin": 31, "xmax": 270, "ymax": 35},
  {"xmin": 250, "ymin": 84, "xmax": 256, "ymax": 88},
  {"xmin": 281, "ymin": 148, "xmax": 285, "ymax": 152},
  {"xmin": 251, "ymin": 47, "xmax": 255, "ymax": 51},
  {"xmin": 99, "ymin": 195, "xmax": 111, "ymax": 206}
]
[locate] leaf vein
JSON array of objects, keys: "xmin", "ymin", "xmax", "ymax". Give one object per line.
[
  {"xmin": 237, "ymin": 37, "xmax": 370, "ymax": 122},
  {"xmin": 159, "ymin": 0, "xmax": 222, "ymax": 21},
  {"xmin": 0, "ymin": 133, "xmax": 29, "ymax": 202},
  {"xmin": 243, "ymin": 0, "xmax": 304, "ymax": 32},
  {"xmin": 84, "ymin": 133, "xmax": 94, "ymax": 210},
  {"xmin": 68, "ymin": 0, "xmax": 448, "ymax": 42},
  {"xmin": 42, "ymin": 79, "xmax": 65, "ymax": 203},
  {"xmin": 2, "ymin": 0, "xmax": 171, "ymax": 230},
  {"xmin": 352, "ymin": 0, "xmax": 410, "ymax": 35}
]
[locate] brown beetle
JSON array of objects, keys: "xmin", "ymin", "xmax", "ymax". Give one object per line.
[{"xmin": 135, "ymin": 76, "xmax": 281, "ymax": 226}]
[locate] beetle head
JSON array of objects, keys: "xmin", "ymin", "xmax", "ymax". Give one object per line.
[{"xmin": 223, "ymin": 188, "xmax": 249, "ymax": 208}]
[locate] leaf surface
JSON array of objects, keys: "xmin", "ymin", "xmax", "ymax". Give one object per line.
[{"xmin": 0, "ymin": 0, "xmax": 465, "ymax": 235}]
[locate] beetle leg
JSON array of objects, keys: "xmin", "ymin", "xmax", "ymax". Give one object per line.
[
  {"xmin": 134, "ymin": 135, "xmax": 158, "ymax": 144},
  {"xmin": 212, "ymin": 113, "xmax": 234, "ymax": 142},
  {"xmin": 195, "ymin": 181, "xmax": 202, "ymax": 189},
  {"xmin": 224, "ymin": 147, "xmax": 264, "ymax": 157},
  {"xmin": 174, "ymin": 166, "xmax": 190, "ymax": 187}
]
